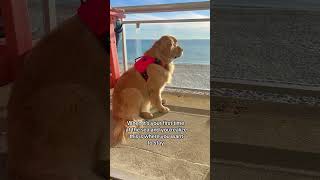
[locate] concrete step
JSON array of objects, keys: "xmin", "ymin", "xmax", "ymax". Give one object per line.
[{"xmin": 111, "ymin": 109, "xmax": 210, "ymax": 180}]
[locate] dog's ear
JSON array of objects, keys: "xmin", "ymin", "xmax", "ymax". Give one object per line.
[
  {"xmin": 159, "ymin": 35, "xmax": 173, "ymax": 47},
  {"xmin": 156, "ymin": 35, "xmax": 174, "ymax": 62}
]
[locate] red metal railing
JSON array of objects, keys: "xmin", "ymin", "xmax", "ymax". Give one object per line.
[{"xmin": 110, "ymin": 9, "xmax": 125, "ymax": 88}]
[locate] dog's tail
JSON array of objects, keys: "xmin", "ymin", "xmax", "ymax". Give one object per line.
[
  {"xmin": 111, "ymin": 114, "xmax": 128, "ymax": 146},
  {"xmin": 111, "ymin": 88, "xmax": 144, "ymax": 146}
]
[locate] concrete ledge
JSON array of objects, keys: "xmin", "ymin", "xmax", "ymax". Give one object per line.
[{"xmin": 111, "ymin": 94, "xmax": 210, "ymax": 180}]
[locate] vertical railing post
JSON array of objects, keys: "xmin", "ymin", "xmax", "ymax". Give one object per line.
[
  {"xmin": 110, "ymin": 16, "xmax": 120, "ymax": 88},
  {"xmin": 110, "ymin": 10, "xmax": 125, "ymax": 88},
  {"xmin": 121, "ymin": 23, "xmax": 128, "ymax": 71},
  {"xmin": 42, "ymin": 0, "xmax": 57, "ymax": 34}
]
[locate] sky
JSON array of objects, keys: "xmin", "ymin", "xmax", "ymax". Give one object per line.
[{"xmin": 111, "ymin": 0, "xmax": 210, "ymax": 40}]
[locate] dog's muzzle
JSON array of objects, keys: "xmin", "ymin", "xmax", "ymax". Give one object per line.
[{"xmin": 174, "ymin": 46, "xmax": 183, "ymax": 59}]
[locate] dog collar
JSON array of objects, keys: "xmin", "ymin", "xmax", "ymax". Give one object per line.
[
  {"xmin": 134, "ymin": 55, "xmax": 162, "ymax": 80},
  {"xmin": 77, "ymin": 0, "xmax": 109, "ymax": 39}
]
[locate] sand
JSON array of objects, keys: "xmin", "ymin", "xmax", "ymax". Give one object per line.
[{"xmin": 170, "ymin": 64, "xmax": 210, "ymax": 90}]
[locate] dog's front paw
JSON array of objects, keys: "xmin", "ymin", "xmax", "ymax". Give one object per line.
[
  {"xmin": 140, "ymin": 112, "xmax": 154, "ymax": 119},
  {"xmin": 159, "ymin": 106, "xmax": 170, "ymax": 113}
]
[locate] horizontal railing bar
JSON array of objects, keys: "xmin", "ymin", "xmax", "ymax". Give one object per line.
[
  {"xmin": 114, "ymin": 1, "xmax": 210, "ymax": 14},
  {"xmin": 123, "ymin": 18, "xmax": 210, "ymax": 24}
]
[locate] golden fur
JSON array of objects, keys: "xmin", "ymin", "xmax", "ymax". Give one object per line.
[
  {"xmin": 7, "ymin": 16, "xmax": 108, "ymax": 180},
  {"xmin": 111, "ymin": 35, "xmax": 183, "ymax": 146}
]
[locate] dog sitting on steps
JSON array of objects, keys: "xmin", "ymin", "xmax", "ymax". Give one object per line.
[{"xmin": 111, "ymin": 35, "xmax": 183, "ymax": 146}]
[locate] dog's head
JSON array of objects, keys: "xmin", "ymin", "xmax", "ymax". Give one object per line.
[{"xmin": 147, "ymin": 35, "xmax": 183, "ymax": 64}]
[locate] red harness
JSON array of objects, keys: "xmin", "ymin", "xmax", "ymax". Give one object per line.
[
  {"xmin": 77, "ymin": 0, "xmax": 109, "ymax": 39},
  {"xmin": 134, "ymin": 55, "xmax": 163, "ymax": 80}
]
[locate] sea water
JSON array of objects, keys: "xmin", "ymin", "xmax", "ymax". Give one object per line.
[{"xmin": 117, "ymin": 39, "xmax": 210, "ymax": 65}]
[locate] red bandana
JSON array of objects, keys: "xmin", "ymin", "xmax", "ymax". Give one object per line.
[{"xmin": 77, "ymin": 0, "xmax": 109, "ymax": 39}]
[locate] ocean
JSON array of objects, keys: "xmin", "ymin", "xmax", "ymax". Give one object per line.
[{"xmin": 117, "ymin": 39, "xmax": 210, "ymax": 65}]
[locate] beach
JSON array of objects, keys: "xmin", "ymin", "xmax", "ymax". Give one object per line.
[{"xmin": 171, "ymin": 64, "xmax": 210, "ymax": 90}]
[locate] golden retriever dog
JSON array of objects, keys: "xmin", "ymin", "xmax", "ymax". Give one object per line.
[
  {"xmin": 7, "ymin": 15, "xmax": 108, "ymax": 180},
  {"xmin": 111, "ymin": 35, "xmax": 183, "ymax": 146}
]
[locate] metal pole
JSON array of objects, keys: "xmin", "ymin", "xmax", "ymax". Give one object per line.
[
  {"xmin": 123, "ymin": 18, "xmax": 210, "ymax": 24},
  {"xmin": 115, "ymin": 1, "xmax": 210, "ymax": 14},
  {"xmin": 42, "ymin": 0, "xmax": 57, "ymax": 34},
  {"xmin": 121, "ymin": 24, "xmax": 128, "ymax": 71}
]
